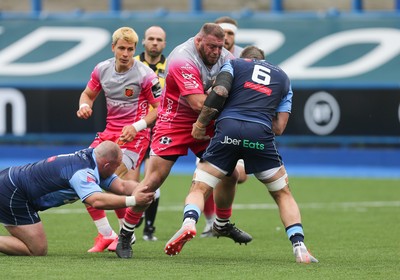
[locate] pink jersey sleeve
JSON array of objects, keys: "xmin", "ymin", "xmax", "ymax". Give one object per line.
[
  {"xmin": 141, "ymin": 71, "xmax": 162, "ymax": 105},
  {"xmin": 87, "ymin": 66, "xmax": 102, "ymax": 92},
  {"xmin": 168, "ymin": 59, "xmax": 204, "ymax": 96},
  {"xmin": 157, "ymin": 58, "xmax": 206, "ymax": 128}
]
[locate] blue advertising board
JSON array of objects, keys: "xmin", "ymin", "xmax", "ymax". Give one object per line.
[{"xmin": 0, "ymin": 16, "xmax": 399, "ymax": 138}]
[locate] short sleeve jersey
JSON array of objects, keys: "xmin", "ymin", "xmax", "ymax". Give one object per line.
[
  {"xmin": 87, "ymin": 58, "xmax": 162, "ymax": 132},
  {"xmin": 134, "ymin": 53, "xmax": 167, "ymax": 88},
  {"xmin": 217, "ymin": 58, "xmax": 293, "ymax": 130},
  {"xmin": 8, "ymin": 148, "xmax": 117, "ymax": 211},
  {"xmin": 157, "ymin": 37, "xmax": 234, "ymax": 128}
]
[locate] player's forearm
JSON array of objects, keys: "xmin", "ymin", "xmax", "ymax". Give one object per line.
[
  {"xmin": 272, "ymin": 112, "xmax": 289, "ymax": 135},
  {"xmin": 85, "ymin": 193, "xmax": 131, "ymax": 209},
  {"xmin": 196, "ymin": 106, "xmax": 218, "ymax": 127}
]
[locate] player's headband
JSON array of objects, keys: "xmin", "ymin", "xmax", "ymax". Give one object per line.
[{"xmin": 218, "ymin": 23, "xmax": 237, "ymax": 34}]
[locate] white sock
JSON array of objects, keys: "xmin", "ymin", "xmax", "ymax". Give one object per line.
[
  {"xmin": 183, "ymin": 218, "xmax": 196, "ymax": 226},
  {"xmin": 205, "ymin": 215, "xmax": 216, "ymax": 226},
  {"xmin": 94, "ymin": 217, "xmax": 115, "ymax": 238},
  {"xmin": 214, "ymin": 217, "xmax": 229, "ymax": 228}
]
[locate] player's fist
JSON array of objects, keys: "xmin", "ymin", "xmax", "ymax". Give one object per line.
[
  {"xmin": 131, "ymin": 185, "xmax": 155, "ymax": 211},
  {"xmin": 77, "ymin": 103, "xmax": 93, "ymax": 119},
  {"xmin": 192, "ymin": 122, "xmax": 210, "ymax": 140}
]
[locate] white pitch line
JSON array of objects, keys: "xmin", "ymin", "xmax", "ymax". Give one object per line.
[{"xmin": 42, "ymin": 201, "xmax": 400, "ymax": 214}]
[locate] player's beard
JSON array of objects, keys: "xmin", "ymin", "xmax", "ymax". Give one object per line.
[{"xmin": 198, "ymin": 46, "xmax": 219, "ymax": 67}]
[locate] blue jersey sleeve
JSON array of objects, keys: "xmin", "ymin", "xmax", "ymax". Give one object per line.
[
  {"xmin": 276, "ymin": 84, "xmax": 293, "ymax": 113},
  {"xmin": 69, "ymin": 168, "xmax": 103, "ymax": 201},
  {"xmin": 220, "ymin": 60, "xmax": 234, "ymax": 76},
  {"xmin": 100, "ymin": 174, "xmax": 118, "ymax": 191}
]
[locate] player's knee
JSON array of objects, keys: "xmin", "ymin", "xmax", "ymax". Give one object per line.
[
  {"xmin": 31, "ymin": 244, "xmax": 48, "ymax": 256},
  {"xmin": 255, "ymin": 167, "xmax": 288, "ymax": 192},
  {"xmin": 193, "ymin": 168, "xmax": 221, "ymax": 189}
]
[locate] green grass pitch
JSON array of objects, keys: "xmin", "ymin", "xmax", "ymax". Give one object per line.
[{"xmin": 1, "ymin": 175, "xmax": 399, "ymax": 280}]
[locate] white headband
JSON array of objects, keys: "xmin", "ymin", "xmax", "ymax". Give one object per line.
[{"xmin": 218, "ymin": 23, "xmax": 237, "ymax": 34}]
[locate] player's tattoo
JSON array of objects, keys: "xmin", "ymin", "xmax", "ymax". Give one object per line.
[{"xmin": 198, "ymin": 106, "xmax": 219, "ymax": 126}]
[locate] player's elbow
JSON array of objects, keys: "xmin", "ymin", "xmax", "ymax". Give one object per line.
[
  {"xmin": 89, "ymin": 200, "xmax": 106, "ymax": 209},
  {"xmin": 190, "ymin": 102, "xmax": 203, "ymax": 113},
  {"xmin": 84, "ymin": 194, "xmax": 106, "ymax": 209}
]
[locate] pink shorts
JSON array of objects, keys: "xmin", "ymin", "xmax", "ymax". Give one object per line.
[
  {"xmin": 150, "ymin": 124, "xmax": 214, "ymax": 157},
  {"xmin": 90, "ymin": 129, "xmax": 150, "ymax": 169}
]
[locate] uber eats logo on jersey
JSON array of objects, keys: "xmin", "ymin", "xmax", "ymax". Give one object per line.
[{"xmin": 220, "ymin": 136, "xmax": 264, "ymax": 150}]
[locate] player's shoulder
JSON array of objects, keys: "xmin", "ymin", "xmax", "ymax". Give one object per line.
[
  {"xmin": 221, "ymin": 48, "xmax": 235, "ymax": 62},
  {"xmin": 133, "ymin": 60, "xmax": 157, "ymax": 75},
  {"xmin": 265, "ymin": 61, "xmax": 288, "ymax": 77},
  {"xmin": 96, "ymin": 57, "xmax": 113, "ymax": 69},
  {"xmin": 63, "ymin": 148, "xmax": 95, "ymax": 170}
]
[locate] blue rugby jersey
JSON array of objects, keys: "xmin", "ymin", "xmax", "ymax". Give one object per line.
[
  {"xmin": 8, "ymin": 148, "xmax": 117, "ymax": 211},
  {"xmin": 216, "ymin": 58, "xmax": 293, "ymax": 130}
]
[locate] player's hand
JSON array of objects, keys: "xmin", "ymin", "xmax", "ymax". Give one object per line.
[
  {"xmin": 192, "ymin": 122, "xmax": 210, "ymax": 140},
  {"xmin": 76, "ymin": 104, "xmax": 93, "ymax": 119},
  {"xmin": 119, "ymin": 125, "xmax": 138, "ymax": 143},
  {"xmin": 131, "ymin": 185, "xmax": 155, "ymax": 210}
]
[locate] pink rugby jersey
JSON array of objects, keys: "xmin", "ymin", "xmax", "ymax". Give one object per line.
[
  {"xmin": 87, "ymin": 58, "xmax": 161, "ymax": 132},
  {"xmin": 157, "ymin": 37, "xmax": 234, "ymax": 129}
]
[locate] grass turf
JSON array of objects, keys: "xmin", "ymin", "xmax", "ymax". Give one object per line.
[{"xmin": 1, "ymin": 175, "xmax": 399, "ymax": 279}]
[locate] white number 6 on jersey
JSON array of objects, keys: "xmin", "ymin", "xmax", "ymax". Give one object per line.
[{"xmin": 251, "ymin": 65, "xmax": 271, "ymax": 85}]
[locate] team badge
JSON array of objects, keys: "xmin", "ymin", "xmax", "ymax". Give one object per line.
[
  {"xmin": 86, "ymin": 175, "xmax": 96, "ymax": 183},
  {"xmin": 125, "ymin": 87, "xmax": 134, "ymax": 97}
]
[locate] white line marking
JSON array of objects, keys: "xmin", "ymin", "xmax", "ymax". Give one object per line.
[{"xmin": 42, "ymin": 201, "xmax": 400, "ymax": 214}]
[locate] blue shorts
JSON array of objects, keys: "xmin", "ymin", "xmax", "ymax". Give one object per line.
[
  {"xmin": 0, "ymin": 168, "xmax": 41, "ymax": 225},
  {"xmin": 202, "ymin": 118, "xmax": 283, "ymax": 175}
]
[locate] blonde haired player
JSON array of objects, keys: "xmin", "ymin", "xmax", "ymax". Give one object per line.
[{"xmin": 77, "ymin": 27, "xmax": 162, "ymax": 252}]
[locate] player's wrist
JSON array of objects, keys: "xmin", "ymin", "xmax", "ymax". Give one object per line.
[
  {"xmin": 132, "ymin": 119, "xmax": 147, "ymax": 132},
  {"xmin": 194, "ymin": 121, "xmax": 206, "ymax": 130},
  {"xmin": 79, "ymin": 103, "xmax": 90, "ymax": 109},
  {"xmin": 125, "ymin": 196, "xmax": 136, "ymax": 207}
]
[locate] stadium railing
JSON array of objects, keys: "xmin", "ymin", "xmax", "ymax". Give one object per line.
[
  {"xmin": 1, "ymin": 0, "xmax": 400, "ymax": 18},
  {"xmin": 1, "ymin": 0, "xmax": 399, "ymax": 148}
]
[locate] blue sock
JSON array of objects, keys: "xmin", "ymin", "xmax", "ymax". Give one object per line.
[
  {"xmin": 183, "ymin": 204, "xmax": 201, "ymax": 223},
  {"xmin": 285, "ymin": 223, "xmax": 305, "ymax": 244}
]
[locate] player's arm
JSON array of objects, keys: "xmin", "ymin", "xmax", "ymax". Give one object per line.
[
  {"xmin": 192, "ymin": 71, "xmax": 233, "ymax": 140},
  {"xmin": 107, "ymin": 177, "xmax": 139, "ymax": 195},
  {"xmin": 85, "ymin": 179, "xmax": 154, "ymax": 210},
  {"xmin": 146, "ymin": 102, "xmax": 158, "ymax": 128},
  {"xmin": 84, "ymin": 192, "xmax": 133, "ymax": 210},
  {"xmin": 273, "ymin": 83, "xmax": 293, "ymax": 136},
  {"xmin": 179, "ymin": 66, "xmax": 207, "ymax": 113},
  {"xmin": 136, "ymin": 101, "xmax": 160, "ymax": 130},
  {"xmin": 76, "ymin": 86, "xmax": 100, "ymax": 119},
  {"xmin": 272, "ymin": 112, "xmax": 289, "ymax": 136},
  {"xmin": 119, "ymin": 100, "xmax": 159, "ymax": 143},
  {"xmin": 108, "ymin": 176, "xmax": 156, "ymax": 207},
  {"xmin": 185, "ymin": 94, "xmax": 208, "ymax": 113}
]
